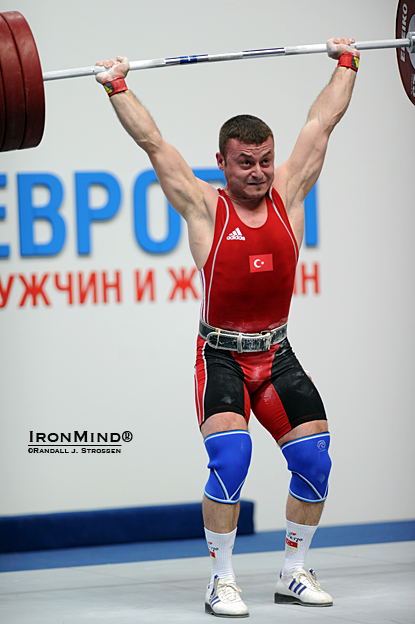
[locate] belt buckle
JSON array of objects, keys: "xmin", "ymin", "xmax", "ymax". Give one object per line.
[
  {"xmin": 237, "ymin": 333, "xmax": 243, "ymax": 353},
  {"xmin": 206, "ymin": 329, "xmax": 221, "ymax": 349},
  {"xmin": 260, "ymin": 330, "xmax": 272, "ymax": 350}
]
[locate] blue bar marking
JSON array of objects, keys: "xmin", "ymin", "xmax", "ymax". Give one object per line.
[{"xmin": 166, "ymin": 55, "xmax": 208, "ymax": 65}]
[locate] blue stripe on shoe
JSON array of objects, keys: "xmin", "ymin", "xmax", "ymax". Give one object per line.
[{"xmin": 289, "ymin": 581, "xmax": 306, "ymax": 595}]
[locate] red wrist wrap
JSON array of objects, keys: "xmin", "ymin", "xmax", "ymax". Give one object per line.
[
  {"xmin": 102, "ymin": 76, "xmax": 128, "ymax": 97},
  {"xmin": 337, "ymin": 52, "xmax": 359, "ymax": 72}
]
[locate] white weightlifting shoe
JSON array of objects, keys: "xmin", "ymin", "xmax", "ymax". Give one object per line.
[
  {"xmin": 274, "ymin": 567, "xmax": 333, "ymax": 607},
  {"xmin": 205, "ymin": 575, "xmax": 249, "ymax": 618}
]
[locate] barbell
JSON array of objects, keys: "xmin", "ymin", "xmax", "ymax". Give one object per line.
[{"xmin": 0, "ymin": 0, "xmax": 414, "ymax": 153}]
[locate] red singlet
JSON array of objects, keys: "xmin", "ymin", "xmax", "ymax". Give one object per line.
[{"xmin": 200, "ymin": 187, "xmax": 298, "ymax": 333}]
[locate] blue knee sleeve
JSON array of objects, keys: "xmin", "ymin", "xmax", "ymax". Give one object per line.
[
  {"xmin": 281, "ymin": 433, "xmax": 331, "ymax": 503},
  {"xmin": 204, "ymin": 430, "xmax": 252, "ymax": 504}
]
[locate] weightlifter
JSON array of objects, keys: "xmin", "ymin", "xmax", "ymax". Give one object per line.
[{"xmin": 96, "ymin": 37, "xmax": 359, "ymax": 617}]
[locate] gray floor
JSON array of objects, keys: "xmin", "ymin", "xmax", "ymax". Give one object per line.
[{"xmin": 1, "ymin": 541, "xmax": 414, "ymax": 623}]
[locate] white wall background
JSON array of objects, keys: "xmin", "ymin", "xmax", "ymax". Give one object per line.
[{"xmin": 0, "ymin": 0, "xmax": 414, "ymax": 532}]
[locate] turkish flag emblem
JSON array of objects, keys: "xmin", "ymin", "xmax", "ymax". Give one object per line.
[{"xmin": 249, "ymin": 254, "xmax": 273, "ymax": 273}]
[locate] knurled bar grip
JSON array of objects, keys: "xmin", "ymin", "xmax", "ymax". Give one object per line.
[{"xmin": 42, "ymin": 38, "xmax": 413, "ymax": 82}]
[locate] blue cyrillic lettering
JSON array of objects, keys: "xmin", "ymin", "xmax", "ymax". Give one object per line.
[
  {"xmin": 304, "ymin": 184, "xmax": 318, "ymax": 247},
  {"xmin": 133, "ymin": 170, "xmax": 181, "ymax": 254},
  {"xmin": 12, "ymin": 169, "xmax": 317, "ymax": 259},
  {"xmin": 75, "ymin": 172, "xmax": 121, "ymax": 255},
  {"xmin": 17, "ymin": 173, "xmax": 66, "ymax": 257},
  {"xmin": 0, "ymin": 174, "xmax": 10, "ymax": 258}
]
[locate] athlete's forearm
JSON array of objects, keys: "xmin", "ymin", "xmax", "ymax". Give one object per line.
[
  {"xmin": 307, "ymin": 65, "xmax": 357, "ymax": 134},
  {"xmin": 110, "ymin": 89, "xmax": 163, "ymax": 156}
]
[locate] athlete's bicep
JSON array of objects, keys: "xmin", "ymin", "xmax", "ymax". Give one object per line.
[
  {"xmin": 276, "ymin": 118, "xmax": 330, "ymax": 209},
  {"xmin": 148, "ymin": 141, "xmax": 207, "ymax": 219}
]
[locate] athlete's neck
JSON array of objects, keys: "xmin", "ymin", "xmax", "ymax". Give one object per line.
[{"xmin": 224, "ymin": 189, "xmax": 269, "ymax": 228}]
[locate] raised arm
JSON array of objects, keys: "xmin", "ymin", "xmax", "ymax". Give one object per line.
[
  {"xmin": 95, "ymin": 57, "xmax": 217, "ymax": 223},
  {"xmin": 273, "ymin": 38, "xmax": 360, "ymax": 244},
  {"xmin": 95, "ymin": 57, "xmax": 219, "ymax": 269}
]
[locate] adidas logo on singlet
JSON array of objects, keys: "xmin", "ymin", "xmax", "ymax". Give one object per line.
[{"xmin": 226, "ymin": 227, "xmax": 245, "ymax": 241}]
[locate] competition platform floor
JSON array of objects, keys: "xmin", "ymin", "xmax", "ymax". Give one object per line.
[{"xmin": 1, "ymin": 527, "xmax": 414, "ymax": 623}]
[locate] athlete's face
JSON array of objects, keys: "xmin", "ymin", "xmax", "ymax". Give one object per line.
[{"xmin": 216, "ymin": 138, "xmax": 275, "ymax": 202}]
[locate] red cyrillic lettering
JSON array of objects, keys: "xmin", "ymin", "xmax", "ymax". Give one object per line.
[
  {"xmin": 0, "ymin": 274, "xmax": 14, "ymax": 308},
  {"xmin": 54, "ymin": 273, "xmax": 74, "ymax": 305},
  {"xmin": 135, "ymin": 269, "xmax": 155, "ymax": 302},
  {"xmin": 167, "ymin": 267, "xmax": 199, "ymax": 300},
  {"xmin": 300, "ymin": 262, "xmax": 320, "ymax": 294},
  {"xmin": 78, "ymin": 272, "xmax": 98, "ymax": 304},
  {"xmin": 19, "ymin": 273, "xmax": 50, "ymax": 307},
  {"xmin": 102, "ymin": 270, "xmax": 122, "ymax": 303}
]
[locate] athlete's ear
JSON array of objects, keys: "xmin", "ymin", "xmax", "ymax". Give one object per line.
[{"xmin": 216, "ymin": 152, "xmax": 225, "ymax": 171}]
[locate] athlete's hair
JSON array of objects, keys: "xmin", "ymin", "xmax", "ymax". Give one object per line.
[{"xmin": 219, "ymin": 114, "xmax": 274, "ymax": 159}]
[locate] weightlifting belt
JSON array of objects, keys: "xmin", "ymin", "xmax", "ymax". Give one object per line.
[{"xmin": 199, "ymin": 319, "xmax": 287, "ymax": 353}]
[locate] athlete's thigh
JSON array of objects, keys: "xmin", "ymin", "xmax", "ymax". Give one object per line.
[
  {"xmin": 194, "ymin": 336, "xmax": 251, "ymax": 427},
  {"xmin": 251, "ymin": 338, "xmax": 326, "ymax": 443}
]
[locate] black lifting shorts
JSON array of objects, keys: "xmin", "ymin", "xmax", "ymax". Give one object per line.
[{"xmin": 194, "ymin": 336, "xmax": 327, "ymax": 442}]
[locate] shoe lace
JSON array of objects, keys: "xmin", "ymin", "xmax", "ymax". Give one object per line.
[
  {"xmin": 216, "ymin": 578, "xmax": 243, "ymax": 602},
  {"xmin": 294, "ymin": 568, "xmax": 321, "ymax": 590}
]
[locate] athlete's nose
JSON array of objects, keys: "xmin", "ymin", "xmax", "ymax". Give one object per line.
[{"xmin": 250, "ymin": 163, "xmax": 264, "ymax": 180}]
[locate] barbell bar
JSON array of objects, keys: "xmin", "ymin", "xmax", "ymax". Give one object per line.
[
  {"xmin": 0, "ymin": 0, "xmax": 414, "ymax": 153},
  {"xmin": 42, "ymin": 36, "xmax": 414, "ymax": 82}
]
